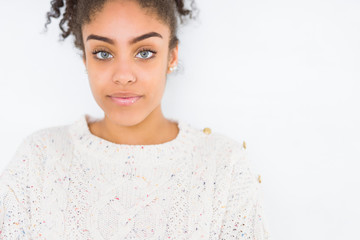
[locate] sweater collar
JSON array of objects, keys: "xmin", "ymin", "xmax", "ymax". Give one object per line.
[{"xmin": 69, "ymin": 114, "xmax": 191, "ymax": 158}]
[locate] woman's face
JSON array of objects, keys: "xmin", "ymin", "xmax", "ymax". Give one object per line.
[{"xmin": 82, "ymin": 0, "xmax": 178, "ymax": 126}]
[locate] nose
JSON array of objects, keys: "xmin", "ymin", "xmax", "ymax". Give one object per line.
[{"xmin": 112, "ymin": 58, "xmax": 136, "ymax": 85}]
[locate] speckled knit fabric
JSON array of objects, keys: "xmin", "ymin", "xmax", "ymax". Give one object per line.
[{"xmin": 0, "ymin": 114, "xmax": 270, "ymax": 239}]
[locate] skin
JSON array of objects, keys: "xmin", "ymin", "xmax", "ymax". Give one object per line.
[{"xmin": 81, "ymin": 0, "xmax": 179, "ymax": 145}]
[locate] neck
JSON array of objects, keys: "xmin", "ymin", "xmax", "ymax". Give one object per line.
[{"xmin": 89, "ymin": 105, "xmax": 179, "ymax": 145}]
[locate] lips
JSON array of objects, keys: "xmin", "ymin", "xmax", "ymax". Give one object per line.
[
  {"xmin": 108, "ymin": 91, "xmax": 143, "ymax": 98},
  {"xmin": 108, "ymin": 92, "xmax": 143, "ymax": 106}
]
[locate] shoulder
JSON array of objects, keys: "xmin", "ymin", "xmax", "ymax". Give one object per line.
[
  {"xmin": 183, "ymin": 121, "xmax": 247, "ymax": 166},
  {"xmin": 184, "ymin": 121, "xmax": 245, "ymax": 146},
  {"xmin": 3, "ymin": 122, "xmax": 73, "ymax": 174},
  {"xmin": 184, "ymin": 122, "xmax": 262, "ymax": 199},
  {"xmin": 17, "ymin": 123, "xmax": 72, "ymax": 156},
  {"xmin": 183, "ymin": 122, "xmax": 264, "ymax": 186}
]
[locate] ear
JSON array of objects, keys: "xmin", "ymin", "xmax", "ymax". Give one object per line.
[{"xmin": 167, "ymin": 44, "xmax": 179, "ymax": 74}]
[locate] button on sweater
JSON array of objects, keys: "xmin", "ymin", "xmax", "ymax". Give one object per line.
[{"xmin": 0, "ymin": 114, "xmax": 270, "ymax": 239}]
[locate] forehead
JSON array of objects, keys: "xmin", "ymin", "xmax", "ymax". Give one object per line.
[{"xmin": 82, "ymin": 0, "xmax": 170, "ymax": 43}]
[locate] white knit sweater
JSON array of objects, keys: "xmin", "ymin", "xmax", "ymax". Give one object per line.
[{"xmin": 0, "ymin": 114, "xmax": 270, "ymax": 239}]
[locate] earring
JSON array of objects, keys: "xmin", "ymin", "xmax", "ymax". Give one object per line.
[{"xmin": 169, "ymin": 65, "xmax": 178, "ymax": 72}]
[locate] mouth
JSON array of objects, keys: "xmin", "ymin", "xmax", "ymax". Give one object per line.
[{"xmin": 108, "ymin": 95, "xmax": 142, "ymax": 106}]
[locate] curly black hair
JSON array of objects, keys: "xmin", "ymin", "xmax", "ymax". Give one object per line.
[{"xmin": 43, "ymin": 0, "xmax": 198, "ymax": 59}]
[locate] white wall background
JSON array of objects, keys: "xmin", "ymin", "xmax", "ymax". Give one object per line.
[{"xmin": 1, "ymin": 0, "xmax": 359, "ymax": 239}]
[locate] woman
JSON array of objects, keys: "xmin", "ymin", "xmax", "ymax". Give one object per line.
[{"xmin": 0, "ymin": 0, "xmax": 270, "ymax": 239}]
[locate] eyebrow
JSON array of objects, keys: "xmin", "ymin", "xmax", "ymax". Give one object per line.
[{"xmin": 86, "ymin": 32, "xmax": 163, "ymax": 45}]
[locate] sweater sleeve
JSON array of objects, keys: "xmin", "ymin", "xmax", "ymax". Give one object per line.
[
  {"xmin": 0, "ymin": 135, "xmax": 36, "ymax": 239},
  {"xmin": 218, "ymin": 145, "xmax": 270, "ymax": 240}
]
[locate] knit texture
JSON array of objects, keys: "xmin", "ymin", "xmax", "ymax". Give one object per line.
[{"xmin": 0, "ymin": 114, "xmax": 270, "ymax": 239}]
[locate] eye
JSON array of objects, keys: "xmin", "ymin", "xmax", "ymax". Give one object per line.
[
  {"xmin": 136, "ymin": 49, "xmax": 157, "ymax": 59},
  {"xmin": 92, "ymin": 49, "xmax": 113, "ymax": 60}
]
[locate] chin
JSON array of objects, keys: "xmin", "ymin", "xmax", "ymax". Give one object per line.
[{"xmin": 104, "ymin": 110, "xmax": 149, "ymax": 127}]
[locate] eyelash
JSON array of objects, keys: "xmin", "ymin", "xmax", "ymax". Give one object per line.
[{"xmin": 91, "ymin": 48, "xmax": 157, "ymax": 61}]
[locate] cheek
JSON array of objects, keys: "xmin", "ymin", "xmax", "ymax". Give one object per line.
[
  {"xmin": 137, "ymin": 65, "xmax": 167, "ymax": 99},
  {"xmin": 87, "ymin": 70, "xmax": 111, "ymax": 105}
]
